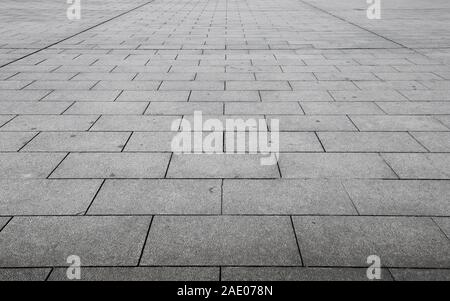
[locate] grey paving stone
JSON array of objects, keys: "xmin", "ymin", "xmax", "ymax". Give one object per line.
[
  {"xmin": 64, "ymin": 102, "xmax": 148, "ymax": 115},
  {"xmin": 0, "ymin": 90, "xmax": 50, "ymax": 102},
  {"xmin": 411, "ymin": 132, "xmax": 450, "ymax": 152},
  {"xmin": 343, "ymin": 180, "xmax": 450, "ymax": 216},
  {"xmin": 23, "ymin": 132, "xmax": 130, "ymax": 152},
  {"xmin": 50, "ymin": 153, "xmax": 170, "ymax": 179},
  {"xmin": 433, "ymin": 218, "xmax": 450, "ymax": 239},
  {"xmin": 0, "ymin": 268, "xmax": 50, "ymax": 281},
  {"xmin": 0, "ymin": 216, "xmax": 151, "ymax": 267},
  {"xmin": 0, "ymin": 153, "xmax": 65, "ymax": 179},
  {"xmin": 376, "ymin": 102, "xmax": 450, "ymax": 115},
  {"xmin": 93, "ymin": 80, "xmax": 160, "ymax": 90},
  {"xmin": 279, "ymin": 153, "xmax": 396, "ymax": 179},
  {"xmin": 255, "ymin": 72, "xmax": 316, "ymax": 81},
  {"xmin": 0, "ymin": 115, "xmax": 98, "ymax": 131},
  {"xmin": 292, "ymin": 216, "xmax": 450, "ymax": 267},
  {"xmin": 135, "ymin": 72, "xmax": 196, "ymax": 81},
  {"xmin": 0, "ymin": 132, "xmax": 36, "ymax": 151},
  {"xmin": 260, "ymin": 91, "xmax": 334, "ymax": 102},
  {"xmin": 436, "ymin": 115, "xmax": 450, "ymax": 128},
  {"xmin": 189, "ymin": 91, "xmax": 260, "ymax": 102},
  {"xmin": 226, "ymin": 81, "xmax": 290, "ymax": 91},
  {"xmin": 330, "ymin": 90, "xmax": 407, "ymax": 102},
  {"xmin": 146, "ymin": 102, "xmax": 222, "ymax": 115},
  {"xmin": 90, "ymin": 115, "xmax": 178, "ymax": 131},
  {"xmin": 88, "ymin": 179, "xmax": 220, "ymax": 214},
  {"xmin": 399, "ymin": 90, "xmax": 450, "ymax": 101},
  {"xmin": 350, "ymin": 116, "xmax": 448, "ymax": 131},
  {"xmin": 0, "ymin": 115, "xmax": 14, "ymax": 127},
  {"xmin": 389, "ymin": 269, "xmax": 450, "ymax": 281},
  {"xmin": 268, "ymin": 115, "xmax": 357, "ymax": 131},
  {"xmin": 0, "ymin": 179, "xmax": 101, "ymax": 215},
  {"xmin": 317, "ymin": 132, "xmax": 426, "ymax": 152},
  {"xmin": 301, "ymin": 102, "xmax": 384, "ymax": 115},
  {"xmin": 117, "ymin": 91, "xmax": 190, "ymax": 102},
  {"xmin": 197, "ymin": 73, "xmax": 255, "ymax": 81},
  {"xmin": 160, "ymin": 81, "xmax": 224, "ymax": 91},
  {"xmin": 223, "ymin": 179, "xmax": 356, "ymax": 215},
  {"xmin": 72, "ymin": 72, "xmax": 136, "ymax": 81},
  {"xmin": 222, "ymin": 267, "xmax": 392, "ymax": 281},
  {"xmin": 0, "ymin": 102, "xmax": 72, "ymax": 114},
  {"xmin": 167, "ymin": 154, "xmax": 280, "ymax": 178},
  {"xmin": 382, "ymin": 153, "xmax": 450, "ymax": 179},
  {"xmin": 140, "ymin": 216, "xmax": 301, "ymax": 266},
  {"xmin": 0, "ymin": 217, "xmax": 10, "ymax": 230},
  {"xmin": 48, "ymin": 267, "xmax": 219, "ymax": 281},
  {"xmin": 278, "ymin": 132, "xmax": 323, "ymax": 152},
  {"xmin": 290, "ymin": 81, "xmax": 357, "ymax": 91},
  {"xmin": 25, "ymin": 80, "xmax": 96, "ymax": 90},
  {"xmin": 225, "ymin": 102, "xmax": 303, "ymax": 115},
  {"xmin": 43, "ymin": 90, "xmax": 121, "ymax": 102}
]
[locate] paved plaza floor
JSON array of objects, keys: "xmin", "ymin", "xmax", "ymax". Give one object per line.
[{"xmin": 0, "ymin": 0, "xmax": 449, "ymax": 281}]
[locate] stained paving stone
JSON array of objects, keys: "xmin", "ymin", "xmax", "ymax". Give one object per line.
[
  {"xmin": 0, "ymin": 179, "xmax": 102, "ymax": 215},
  {"xmin": 0, "ymin": 132, "xmax": 36, "ymax": 151},
  {"xmin": 48, "ymin": 267, "xmax": 219, "ymax": 281},
  {"xmin": 50, "ymin": 153, "xmax": 170, "ymax": 179},
  {"xmin": 0, "ymin": 268, "xmax": 51, "ymax": 281},
  {"xmin": 279, "ymin": 153, "xmax": 396, "ymax": 179},
  {"xmin": 317, "ymin": 132, "xmax": 426, "ymax": 152},
  {"xmin": 140, "ymin": 216, "xmax": 301, "ymax": 266},
  {"xmin": 0, "ymin": 216, "xmax": 151, "ymax": 267},
  {"xmin": 343, "ymin": 180, "xmax": 450, "ymax": 216},
  {"xmin": 382, "ymin": 153, "xmax": 450, "ymax": 179},
  {"xmin": 88, "ymin": 179, "xmax": 221, "ymax": 214},
  {"xmin": 389, "ymin": 269, "xmax": 450, "ymax": 281},
  {"xmin": 222, "ymin": 267, "xmax": 392, "ymax": 281},
  {"xmin": 410, "ymin": 132, "xmax": 450, "ymax": 152},
  {"xmin": 22, "ymin": 131, "xmax": 130, "ymax": 152},
  {"xmin": 292, "ymin": 216, "xmax": 450, "ymax": 268},
  {"xmin": 0, "ymin": 115, "xmax": 98, "ymax": 131},
  {"xmin": 167, "ymin": 154, "xmax": 280, "ymax": 179},
  {"xmin": 223, "ymin": 179, "xmax": 357, "ymax": 215},
  {"xmin": 89, "ymin": 115, "xmax": 178, "ymax": 131},
  {"xmin": 0, "ymin": 153, "xmax": 66, "ymax": 179}
]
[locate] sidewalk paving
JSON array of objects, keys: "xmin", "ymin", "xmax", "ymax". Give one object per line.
[{"xmin": 0, "ymin": 0, "xmax": 449, "ymax": 281}]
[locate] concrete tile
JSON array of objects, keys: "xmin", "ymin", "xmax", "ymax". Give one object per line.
[
  {"xmin": 278, "ymin": 132, "xmax": 323, "ymax": 152},
  {"xmin": 26, "ymin": 80, "xmax": 96, "ymax": 90},
  {"xmin": 0, "ymin": 90, "xmax": 50, "ymax": 102},
  {"xmin": 290, "ymin": 81, "xmax": 357, "ymax": 91},
  {"xmin": 0, "ymin": 102, "xmax": 72, "ymax": 114},
  {"xmin": 0, "ymin": 179, "xmax": 101, "ymax": 215},
  {"xmin": 350, "ymin": 116, "xmax": 448, "ymax": 131},
  {"xmin": 0, "ymin": 132, "xmax": 36, "ymax": 151},
  {"xmin": 0, "ymin": 268, "xmax": 50, "ymax": 281},
  {"xmin": 90, "ymin": 115, "xmax": 178, "ymax": 131},
  {"xmin": 0, "ymin": 115, "xmax": 98, "ymax": 131},
  {"xmin": 433, "ymin": 217, "xmax": 450, "ymax": 238},
  {"xmin": 223, "ymin": 179, "xmax": 357, "ymax": 215},
  {"xmin": 301, "ymin": 102, "xmax": 384, "ymax": 115},
  {"xmin": 117, "ymin": 91, "xmax": 189, "ymax": 102},
  {"xmin": 23, "ymin": 132, "xmax": 130, "ymax": 152},
  {"xmin": 43, "ymin": 90, "xmax": 121, "ymax": 102},
  {"xmin": 140, "ymin": 216, "xmax": 301, "ymax": 266},
  {"xmin": 50, "ymin": 153, "xmax": 170, "ymax": 178},
  {"xmin": 343, "ymin": 180, "xmax": 450, "ymax": 216},
  {"xmin": 146, "ymin": 102, "xmax": 222, "ymax": 115},
  {"xmin": 48, "ymin": 267, "xmax": 218, "ymax": 281},
  {"xmin": 93, "ymin": 80, "xmax": 160, "ymax": 90},
  {"xmin": 268, "ymin": 115, "xmax": 357, "ymax": 131},
  {"xmin": 411, "ymin": 132, "xmax": 450, "ymax": 152},
  {"xmin": 261, "ymin": 91, "xmax": 333, "ymax": 102},
  {"xmin": 390, "ymin": 269, "xmax": 450, "ymax": 281},
  {"xmin": 0, "ymin": 216, "xmax": 151, "ymax": 267},
  {"xmin": 64, "ymin": 102, "xmax": 148, "ymax": 115},
  {"xmin": 0, "ymin": 153, "xmax": 65, "ymax": 179},
  {"xmin": 225, "ymin": 102, "xmax": 303, "ymax": 115},
  {"xmin": 189, "ymin": 91, "xmax": 260, "ymax": 102},
  {"xmin": 279, "ymin": 153, "xmax": 396, "ymax": 179},
  {"xmin": 167, "ymin": 154, "xmax": 280, "ymax": 178},
  {"xmin": 135, "ymin": 72, "xmax": 196, "ymax": 81},
  {"xmin": 330, "ymin": 90, "xmax": 406, "ymax": 102},
  {"xmin": 382, "ymin": 153, "xmax": 450, "ymax": 179},
  {"xmin": 88, "ymin": 179, "xmax": 220, "ymax": 214},
  {"xmin": 160, "ymin": 81, "xmax": 224, "ymax": 91},
  {"xmin": 222, "ymin": 267, "xmax": 392, "ymax": 281},
  {"xmin": 293, "ymin": 216, "xmax": 450, "ymax": 267},
  {"xmin": 0, "ymin": 115, "xmax": 14, "ymax": 127},
  {"xmin": 318, "ymin": 132, "xmax": 426, "ymax": 152},
  {"xmin": 377, "ymin": 102, "xmax": 450, "ymax": 115}
]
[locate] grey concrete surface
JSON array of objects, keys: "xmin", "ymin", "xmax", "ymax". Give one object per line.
[{"xmin": 0, "ymin": 0, "xmax": 449, "ymax": 281}]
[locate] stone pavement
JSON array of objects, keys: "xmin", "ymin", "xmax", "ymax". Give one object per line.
[{"xmin": 0, "ymin": 0, "xmax": 449, "ymax": 281}]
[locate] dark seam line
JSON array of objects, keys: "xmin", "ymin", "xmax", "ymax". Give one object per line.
[{"xmin": 137, "ymin": 215, "xmax": 154, "ymax": 266}]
